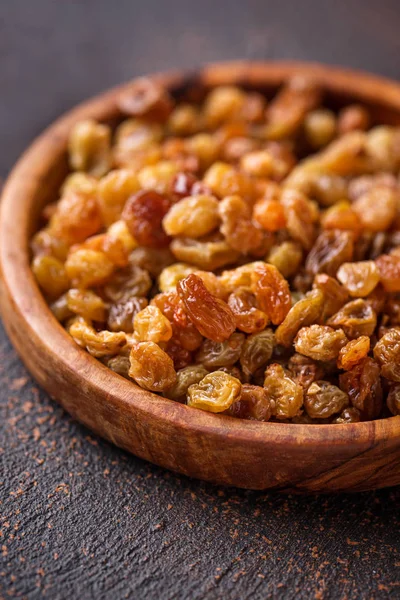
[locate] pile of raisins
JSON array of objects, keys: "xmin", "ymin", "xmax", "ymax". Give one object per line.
[{"xmin": 32, "ymin": 76, "xmax": 400, "ymax": 423}]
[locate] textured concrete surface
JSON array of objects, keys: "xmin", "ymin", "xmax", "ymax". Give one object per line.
[{"xmin": 1, "ymin": 1, "xmax": 400, "ymax": 598}]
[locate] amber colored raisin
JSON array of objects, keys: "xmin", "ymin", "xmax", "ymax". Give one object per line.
[
  {"xmin": 387, "ymin": 384, "xmax": 400, "ymax": 415},
  {"xmin": 203, "ymin": 162, "xmax": 254, "ymax": 201},
  {"xmin": 321, "ymin": 202, "xmax": 362, "ymax": 237},
  {"xmin": 163, "ymin": 366, "xmax": 209, "ymax": 402},
  {"xmin": 49, "ymin": 191, "xmax": 102, "ymax": 245},
  {"xmin": 177, "ymin": 274, "xmax": 235, "ymax": 342},
  {"xmin": 337, "ymin": 261, "xmax": 380, "ymax": 297},
  {"xmin": 122, "ymin": 190, "xmax": 171, "ymax": 248},
  {"xmin": 203, "ymin": 86, "xmax": 246, "ymax": 127},
  {"xmin": 32, "ymin": 256, "xmax": 70, "ymax": 300},
  {"xmin": 187, "ymin": 371, "xmax": 242, "ymax": 413},
  {"xmin": 31, "ymin": 229, "xmax": 69, "ymax": 261},
  {"xmin": 352, "ymin": 186, "xmax": 398, "ymax": 232},
  {"xmin": 69, "ymin": 318, "xmax": 126, "ymax": 358},
  {"xmin": 163, "ymin": 194, "xmax": 219, "ymax": 238},
  {"xmin": 252, "ymin": 198, "xmax": 286, "ymax": 232},
  {"xmin": 68, "ymin": 120, "xmax": 111, "ymax": 177},
  {"xmin": 133, "ymin": 305, "xmax": 172, "ymax": 343},
  {"xmin": 170, "ymin": 236, "xmax": 240, "ymax": 271},
  {"xmin": 228, "ymin": 289, "xmax": 269, "ymax": 334},
  {"xmin": 98, "ymin": 169, "xmax": 140, "ymax": 226},
  {"xmin": 264, "ymin": 76, "xmax": 321, "ymax": 140},
  {"xmin": 66, "ymin": 289, "xmax": 106, "ymax": 322},
  {"xmin": 312, "ymin": 274, "xmax": 349, "ymax": 321},
  {"xmin": 164, "ymin": 339, "xmax": 193, "ymax": 370},
  {"xmin": 305, "ymin": 230, "xmax": 354, "ymax": 277},
  {"xmin": 281, "ymin": 189, "xmax": 318, "ymax": 251},
  {"xmin": 227, "ymin": 384, "xmax": 273, "ymax": 421},
  {"xmin": 373, "ymin": 328, "xmax": 400, "ymax": 382},
  {"xmin": 129, "ymin": 341, "xmax": 176, "ymax": 391},
  {"xmin": 275, "ymin": 288, "xmax": 324, "ymax": 347},
  {"xmin": 375, "ymin": 254, "xmax": 400, "ymax": 292},
  {"xmin": 264, "ymin": 364, "xmax": 304, "ymax": 419},
  {"xmin": 294, "ymin": 325, "xmax": 348, "ymax": 361},
  {"xmin": 337, "ymin": 336, "xmax": 370, "ymax": 370},
  {"xmin": 220, "ymin": 262, "xmax": 265, "ymax": 294},
  {"xmin": 150, "ymin": 291, "xmax": 203, "ymax": 352},
  {"xmin": 327, "ymin": 299, "xmax": 377, "ymax": 339},
  {"xmin": 339, "ymin": 358, "xmax": 382, "ymax": 420},
  {"xmin": 305, "ymin": 381, "xmax": 349, "ymax": 419},
  {"xmin": 251, "ymin": 263, "xmax": 291, "ymax": 325},
  {"xmin": 240, "ymin": 329, "xmax": 275, "ymax": 376},
  {"xmin": 158, "ymin": 263, "xmax": 196, "ymax": 293},
  {"xmin": 288, "ymin": 353, "xmax": 324, "ymax": 390},
  {"xmin": 117, "ymin": 78, "xmax": 173, "ymax": 122},
  {"xmin": 65, "ymin": 249, "xmax": 114, "ymax": 288},
  {"xmin": 338, "ymin": 104, "xmax": 370, "ymax": 134},
  {"xmin": 107, "ymin": 298, "xmax": 148, "ymax": 333},
  {"xmin": 195, "ymin": 333, "xmax": 245, "ymax": 369},
  {"xmin": 218, "ymin": 195, "xmax": 272, "ymax": 256}
]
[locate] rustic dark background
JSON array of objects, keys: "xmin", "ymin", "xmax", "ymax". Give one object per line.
[{"xmin": 1, "ymin": 1, "xmax": 400, "ymax": 598}]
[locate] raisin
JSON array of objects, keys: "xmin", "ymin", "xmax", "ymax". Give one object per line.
[
  {"xmin": 133, "ymin": 305, "xmax": 173, "ymax": 343},
  {"xmin": 352, "ymin": 186, "xmax": 398, "ymax": 232},
  {"xmin": 177, "ymin": 274, "xmax": 235, "ymax": 342},
  {"xmin": 227, "ymin": 384, "xmax": 273, "ymax": 421},
  {"xmin": 69, "ymin": 318, "xmax": 126, "ymax": 358},
  {"xmin": 66, "ymin": 289, "xmax": 106, "ymax": 322},
  {"xmin": 327, "ymin": 299, "xmax": 377, "ymax": 339},
  {"xmin": 117, "ymin": 78, "xmax": 173, "ymax": 122},
  {"xmin": 49, "ymin": 191, "xmax": 102, "ymax": 245},
  {"xmin": 122, "ymin": 190, "xmax": 171, "ymax": 248},
  {"xmin": 129, "ymin": 246, "xmax": 175, "ymax": 278},
  {"xmin": 321, "ymin": 202, "xmax": 362, "ymax": 237},
  {"xmin": 163, "ymin": 194, "xmax": 219, "ymax": 238},
  {"xmin": 108, "ymin": 298, "xmax": 148, "ymax": 333},
  {"xmin": 187, "ymin": 371, "xmax": 242, "ymax": 413},
  {"xmin": 281, "ymin": 189, "xmax": 318, "ymax": 250},
  {"xmin": 375, "ymin": 254, "xmax": 400, "ymax": 292},
  {"xmin": 373, "ymin": 328, "xmax": 400, "ymax": 382},
  {"xmin": 294, "ymin": 325, "xmax": 348, "ymax": 361},
  {"xmin": 339, "ymin": 358, "xmax": 382, "ymax": 420},
  {"xmin": 252, "ymin": 198, "xmax": 286, "ymax": 232},
  {"xmin": 129, "ymin": 341, "xmax": 177, "ymax": 391},
  {"xmin": 68, "ymin": 120, "xmax": 111, "ymax": 177},
  {"xmin": 275, "ymin": 288, "xmax": 324, "ymax": 347},
  {"xmin": 251, "ymin": 263, "xmax": 291, "ymax": 325},
  {"xmin": 312, "ymin": 274, "xmax": 349, "ymax": 321},
  {"xmin": 333, "ymin": 407, "xmax": 361, "ymax": 423},
  {"xmin": 32, "ymin": 256, "xmax": 70, "ymax": 300},
  {"xmin": 288, "ymin": 353, "xmax": 325, "ymax": 390},
  {"xmin": 337, "ymin": 261, "xmax": 380, "ymax": 297},
  {"xmin": 264, "ymin": 364, "xmax": 304, "ymax": 419},
  {"xmin": 98, "ymin": 169, "xmax": 140, "ymax": 226},
  {"xmin": 264, "ymin": 76, "xmax": 321, "ymax": 139},
  {"xmin": 203, "ymin": 162, "xmax": 254, "ymax": 201},
  {"xmin": 304, "ymin": 109, "xmax": 337, "ymax": 149},
  {"xmin": 165, "ymin": 339, "xmax": 193, "ymax": 370},
  {"xmin": 170, "ymin": 172, "xmax": 212, "ymax": 200},
  {"xmin": 65, "ymin": 249, "xmax": 114, "ymax": 288},
  {"xmin": 337, "ymin": 336, "xmax": 370, "ymax": 370},
  {"xmin": 228, "ymin": 289, "xmax": 268, "ymax": 334},
  {"xmin": 218, "ymin": 195, "xmax": 272, "ymax": 256},
  {"xmin": 103, "ymin": 264, "xmax": 152, "ymax": 303},
  {"xmin": 164, "ymin": 366, "xmax": 209, "ymax": 402},
  {"xmin": 195, "ymin": 333, "xmax": 245, "ymax": 369},
  {"xmin": 305, "ymin": 230, "xmax": 354, "ymax": 277},
  {"xmin": 240, "ymin": 329, "xmax": 275, "ymax": 376},
  {"xmin": 266, "ymin": 242, "xmax": 303, "ymax": 279},
  {"xmin": 106, "ymin": 356, "xmax": 131, "ymax": 378},
  {"xmin": 338, "ymin": 104, "xmax": 370, "ymax": 134},
  {"xmin": 170, "ymin": 236, "xmax": 240, "ymax": 271},
  {"xmin": 387, "ymin": 384, "xmax": 400, "ymax": 415},
  {"xmin": 305, "ymin": 381, "xmax": 349, "ymax": 419}
]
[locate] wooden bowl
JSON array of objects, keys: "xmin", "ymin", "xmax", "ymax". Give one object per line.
[{"xmin": 1, "ymin": 61, "xmax": 400, "ymax": 493}]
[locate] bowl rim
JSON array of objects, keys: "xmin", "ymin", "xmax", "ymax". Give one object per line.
[{"xmin": 1, "ymin": 59, "xmax": 400, "ymax": 450}]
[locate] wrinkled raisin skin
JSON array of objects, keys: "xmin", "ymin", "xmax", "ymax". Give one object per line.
[
  {"xmin": 177, "ymin": 274, "xmax": 235, "ymax": 343},
  {"xmin": 122, "ymin": 190, "xmax": 171, "ymax": 248}
]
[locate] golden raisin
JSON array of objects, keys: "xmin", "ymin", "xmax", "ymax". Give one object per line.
[
  {"xmin": 251, "ymin": 263, "xmax": 291, "ymax": 325},
  {"xmin": 129, "ymin": 341, "xmax": 177, "ymax": 391},
  {"xmin": 32, "ymin": 256, "xmax": 70, "ymax": 300},
  {"xmin": 187, "ymin": 371, "xmax": 242, "ymax": 413},
  {"xmin": 294, "ymin": 325, "xmax": 348, "ymax": 361},
  {"xmin": 264, "ymin": 364, "xmax": 304, "ymax": 419},
  {"xmin": 337, "ymin": 336, "xmax": 370, "ymax": 370}
]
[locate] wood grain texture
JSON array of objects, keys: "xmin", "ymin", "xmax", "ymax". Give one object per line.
[{"xmin": 1, "ymin": 61, "xmax": 400, "ymax": 495}]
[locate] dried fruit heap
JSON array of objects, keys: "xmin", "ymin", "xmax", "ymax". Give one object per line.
[{"xmin": 31, "ymin": 76, "xmax": 400, "ymax": 423}]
